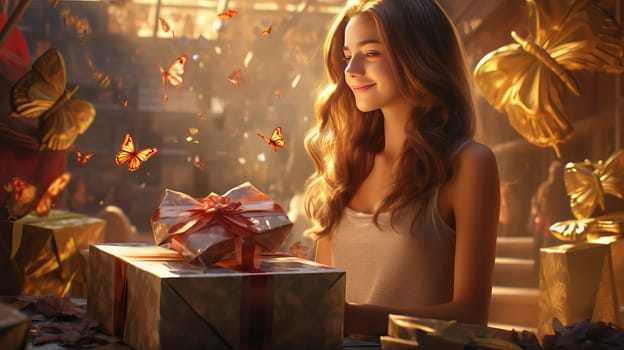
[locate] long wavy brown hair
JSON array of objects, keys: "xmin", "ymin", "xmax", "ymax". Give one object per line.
[{"xmin": 303, "ymin": 0, "xmax": 476, "ymax": 239}]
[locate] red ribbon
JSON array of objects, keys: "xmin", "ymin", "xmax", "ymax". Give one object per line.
[
  {"xmin": 112, "ymin": 249, "xmax": 274, "ymax": 348},
  {"xmin": 167, "ymin": 194, "xmax": 257, "ymax": 239}
]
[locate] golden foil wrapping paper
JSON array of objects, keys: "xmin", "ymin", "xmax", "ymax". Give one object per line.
[
  {"xmin": 538, "ymin": 236, "xmax": 624, "ymax": 339},
  {"xmin": 383, "ymin": 315, "xmax": 510, "ymax": 350},
  {"xmin": 88, "ymin": 243, "xmax": 345, "ymax": 350},
  {"xmin": 0, "ymin": 210, "xmax": 105, "ymax": 297}
]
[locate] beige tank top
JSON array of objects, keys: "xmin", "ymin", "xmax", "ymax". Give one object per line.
[{"xmin": 330, "ymin": 189, "xmax": 456, "ymax": 310}]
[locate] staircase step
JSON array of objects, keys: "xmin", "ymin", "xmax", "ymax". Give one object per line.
[
  {"xmin": 493, "ymin": 257, "xmax": 537, "ymax": 288},
  {"xmin": 489, "ymin": 286, "xmax": 539, "ymax": 329},
  {"xmin": 496, "ymin": 236, "xmax": 535, "ymax": 259}
]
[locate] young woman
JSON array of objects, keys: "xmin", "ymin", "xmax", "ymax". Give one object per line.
[{"xmin": 303, "ymin": 0, "xmax": 500, "ymax": 337}]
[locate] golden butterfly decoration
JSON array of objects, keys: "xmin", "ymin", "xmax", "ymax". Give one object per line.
[
  {"xmin": 549, "ymin": 150, "xmax": 624, "ymax": 241},
  {"xmin": 473, "ymin": 0, "xmax": 624, "ymax": 158},
  {"xmin": 115, "ymin": 132, "xmax": 159, "ymax": 172},
  {"xmin": 563, "ymin": 150, "xmax": 624, "ymax": 219},
  {"xmin": 3, "ymin": 172, "xmax": 72, "ymax": 220},
  {"xmin": 10, "ymin": 48, "xmax": 96, "ymax": 151}
]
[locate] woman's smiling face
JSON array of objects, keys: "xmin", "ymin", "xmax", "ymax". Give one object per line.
[{"xmin": 343, "ymin": 14, "xmax": 409, "ymax": 113}]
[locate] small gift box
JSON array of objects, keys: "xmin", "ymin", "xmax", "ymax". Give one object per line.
[
  {"xmin": 151, "ymin": 182, "xmax": 293, "ymax": 270},
  {"xmin": 382, "ymin": 314, "xmax": 532, "ymax": 350},
  {"xmin": 88, "ymin": 243, "xmax": 345, "ymax": 350},
  {"xmin": 0, "ymin": 303, "xmax": 30, "ymax": 350},
  {"xmin": 538, "ymin": 236, "xmax": 624, "ymax": 339},
  {"xmin": 0, "ymin": 210, "xmax": 106, "ymax": 297}
]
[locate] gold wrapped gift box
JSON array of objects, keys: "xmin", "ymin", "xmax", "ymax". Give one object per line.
[
  {"xmin": 538, "ymin": 236, "xmax": 624, "ymax": 339},
  {"xmin": 0, "ymin": 303, "xmax": 30, "ymax": 350},
  {"xmin": 382, "ymin": 315, "xmax": 521, "ymax": 350},
  {"xmin": 88, "ymin": 243, "xmax": 345, "ymax": 350},
  {"xmin": 0, "ymin": 210, "xmax": 106, "ymax": 298}
]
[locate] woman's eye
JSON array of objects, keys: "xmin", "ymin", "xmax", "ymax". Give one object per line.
[
  {"xmin": 365, "ymin": 51, "xmax": 379, "ymax": 57},
  {"xmin": 342, "ymin": 56, "xmax": 352, "ymax": 63}
]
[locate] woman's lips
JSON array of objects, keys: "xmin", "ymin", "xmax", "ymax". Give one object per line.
[{"xmin": 351, "ymin": 83, "xmax": 375, "ymax": 93}]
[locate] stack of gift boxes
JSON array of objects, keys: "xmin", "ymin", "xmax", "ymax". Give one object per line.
[
  {"xmin": 87, "ymin": 182, "xmax": 346, "ymax": 350},
  {"xmin": 538, "ymin": 152, "xmax": 624, "ymax": 339}
]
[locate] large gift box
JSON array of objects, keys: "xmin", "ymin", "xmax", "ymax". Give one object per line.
[
  {"xmin": 0, "ymin": 210, "xmax": 106, "ymax": 297},
  {"xmin": 538, "ymin": 236, "xmax": 624, "ymax": 338},
  {"xmin": 88, "ymin": 243, "xmax": 345, "ymax": 350}
]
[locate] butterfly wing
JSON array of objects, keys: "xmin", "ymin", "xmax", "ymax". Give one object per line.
[
  {"xmin": 165, "ymin": 55, "xmax": 188, "ymax": 87},
  {"xmin": 269, "ymin": 127, "xmax": 286, "ymax": 149},
  {"xmin": 75, "ymin": 145, "xmax": 94, "ymax": 164},
  {"xmin": 474, "ymin": 43, "xmax": 573, "ymax": 151},
  {"xmin": 115, "ymin": 132, "xmax": 136, "ymax": 165},
  {"xmin": 599, "ymin": 150, "xmax": 624, "ymax": 200},
  {"xmin": 218, "ymin": 9, "xmax": 238, "ymax": 18},
  {"xmin": 533, "ymin": 0, "xmax": 624, "ymax": 74},
  {"xmin": 227, "ymin": 68, "xmax": 243, "ymax": 87},
  {"xmin": 10, "ymin": 48, "xmax": 67, "ymax": 119},
  {"xmin": 260, "ymin": 24, "xmax": 272, "ymax": 36},
  {"xmin": 563, "ymin": 161, "xmax": 601, "ymax": 219},
  {"xmin": 36, "ymin": 172, "xmax": 72, "ymax": 217},
  {"xmin": 40, "ymin": 98, "xmax": 96, "ymax": 150},
  {"xmin": 127, "ymin": 147, "xmax": 158, "ymax": 171},
  {"xmin": 158, "ymin": 16, "xmax": 170, "ymax": 32}
]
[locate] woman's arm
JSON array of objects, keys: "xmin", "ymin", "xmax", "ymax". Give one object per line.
[
  {"xmin": 344, "ymin": 142, "xmax": 500, "ymax": 336},
  {"xmin": 315, "ymin": 235, "xmax": 332, "ymax": 265}
]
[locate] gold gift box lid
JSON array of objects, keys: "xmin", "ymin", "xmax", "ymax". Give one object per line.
[{"xmin": 386, "ymin": 314, "xmax": 523, "ymax": 350}]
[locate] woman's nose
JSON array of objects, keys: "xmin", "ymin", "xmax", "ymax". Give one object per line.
[{"xmin": 345, "ymin": 56, "xmax": 363, "ymax": 76}]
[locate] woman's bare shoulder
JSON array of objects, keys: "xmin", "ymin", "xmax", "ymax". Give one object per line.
[
  {"xmin": 447, "ymin": 140, "xmax": 498, "ymax": 194},
  {"xmin": 453, "ymin": 141, "xmax": 497, "ymax": 173}
]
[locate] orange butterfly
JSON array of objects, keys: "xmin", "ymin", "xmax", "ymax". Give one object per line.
[
  {"xmin": 36, "ymin": 172, "xmax": 72, "ymax": 217},
  {"xmin": 260, "ymin": 24, "xmax": 272, "ymax": 36},
  {"xmin": 218, "ymin": 9, "xmax": 238, "ymax": 19},
  {"xmin": 227, "ymin": 68, "xmax": 243, "ymax": 87},
  {"xmin": 74, "ymin": 145, "xmax": 94, "ymax": 164},
  {"xmin": 257, "ymin": 126, "xmax": 286, "ymax": 152},
  {"xmin": 158, "ymin": 55, "xmax": 188, "ymax": 88},
  {"xmin": 158, "ymin": 16, "xmax": 171, "ymax": 32},
  {"xmin": 115, "ymin": 132, "xmax": 159, "ymax": 171}
]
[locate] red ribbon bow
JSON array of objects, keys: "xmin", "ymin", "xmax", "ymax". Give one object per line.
[
  {"xmin": 167, "ymin": 194, "xmax": 256, "ymax": 238},
  {"xmin": 151, "ymin": 183, "xmax": 292, "ymax": 269}
]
